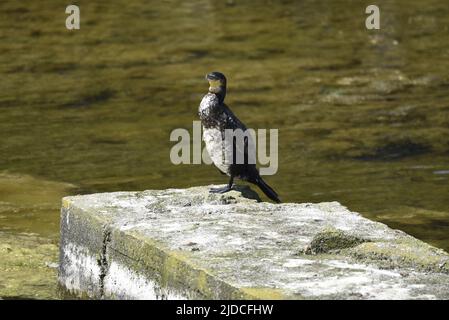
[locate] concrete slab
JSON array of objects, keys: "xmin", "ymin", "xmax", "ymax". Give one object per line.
[{"xmin": 58, "ymin": 185, "xmax": 449, "ymax": 299}]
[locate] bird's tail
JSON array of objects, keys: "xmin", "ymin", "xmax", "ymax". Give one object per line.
[{"xmin": 254, "ymin": 176, "xmax": 281, "ymax": 203}]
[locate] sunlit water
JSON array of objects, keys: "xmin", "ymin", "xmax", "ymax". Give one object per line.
[{"xmin": 0, "ymin": 0, "xmax": 448, "ymax": 298}]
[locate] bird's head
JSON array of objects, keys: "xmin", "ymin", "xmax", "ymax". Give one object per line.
[{"xmin": 206, "ymin": 72, "xmax": 227, "ymax": 94}]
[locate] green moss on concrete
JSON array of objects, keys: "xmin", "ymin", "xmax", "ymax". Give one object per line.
[
  {"xmin": 305, "ymin": 227, "xmax": 369, "ymax": 254},
  {"xmin": 347, "ymin": 239, "xmax": 449, "ymax": 274},
  {"xmin": 112, "ymin": 231, "xmax": 251, "ymax": 299},
  {"xmin": 240, "ymin": 288, "xmax": 288, "ymax": 300}
]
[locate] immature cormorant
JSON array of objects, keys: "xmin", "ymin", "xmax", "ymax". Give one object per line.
[{"xmin": 198, "ymin": 71, "xmax": 280, "ymax": 203}]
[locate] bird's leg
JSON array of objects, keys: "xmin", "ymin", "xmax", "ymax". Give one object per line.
[{"xmin": 210, "ymin": 176, "xmax": 234, "ymax": 194}]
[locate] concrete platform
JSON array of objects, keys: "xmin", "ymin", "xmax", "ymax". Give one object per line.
[{"xmin": 58, "ymin": 185, "xmax": 449, "ymax": 300}]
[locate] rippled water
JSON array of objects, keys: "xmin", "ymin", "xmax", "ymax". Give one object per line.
[{"xmin": 0, "ymin": 0, "xmax": 448, "ymax": 298}]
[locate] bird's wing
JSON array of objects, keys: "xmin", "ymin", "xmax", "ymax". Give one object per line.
[
  {"xmin": 221, "ymin": 104, "xmax": 255, "ymax": 166},
  {"xmin": 221, "ymin": 104, "xmax": 247, "ymax": 130}
]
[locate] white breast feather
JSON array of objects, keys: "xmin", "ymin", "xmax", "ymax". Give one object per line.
[
  {"xmin": 203, "ymin": 128, "xmax": 233, "ymax": 175},
  {"xmin": 199, "ymin": 94, "xmax": 218, "ymax": 116}
]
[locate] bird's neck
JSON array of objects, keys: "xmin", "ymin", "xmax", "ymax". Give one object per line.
[{"xmin": 209, "ymin": 86, "xmax": 226, "ymax": 104}]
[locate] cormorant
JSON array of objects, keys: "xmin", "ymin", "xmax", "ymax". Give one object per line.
[{"xmin": 198, "ymin": 71, "xmax": 281, "ymax": 203}]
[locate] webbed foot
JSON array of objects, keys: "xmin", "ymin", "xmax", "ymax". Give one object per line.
[{"xmin": 209, "ymin": 185, "xmax": 233, "ymax": 194}]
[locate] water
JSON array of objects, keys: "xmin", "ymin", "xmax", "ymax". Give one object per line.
[{"xmin": 0, "ymin": 0, "xmax": 448, "ymax": 298}]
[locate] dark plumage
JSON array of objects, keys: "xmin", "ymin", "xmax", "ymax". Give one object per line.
[{"xmin": 198, "ymin": 72, "xmax": 280, "ymax": 203}]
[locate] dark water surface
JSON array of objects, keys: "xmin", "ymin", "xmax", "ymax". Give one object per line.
[{"xmin": 0, "ymin": 0, "xmax": 448, "ymax": 298}]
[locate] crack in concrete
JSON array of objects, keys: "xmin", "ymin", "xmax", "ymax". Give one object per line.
[{"xmin": 97, "ymin": 227, "xmax": 111, "ymax": 299}]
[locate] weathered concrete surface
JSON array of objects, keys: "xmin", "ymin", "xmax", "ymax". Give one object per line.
[{"xmin": 59, "ymin": 185, "xmax": 449, "ymax": 300}]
